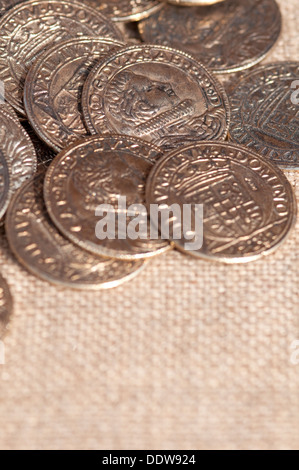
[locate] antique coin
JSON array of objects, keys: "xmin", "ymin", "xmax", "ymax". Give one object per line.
[
  {"xmin": 0, "ymin": 0, "xmax": 23, "ymax": 17},
  {"xmin": 139, "ymin": 0, "xmax": 281, "ymax": 74},
  {"xmin": 21, "ymin": 121, "xmax": 57, "ymax": 169},
  {"xmin": 229, "ymin": 63, "xmax": 299, "ymax": 169},
  {"xmin": 0, "ymin": 0, "xmax": 123, "ymax": 115},
  {"xmin": 0, "ymin": 107, "xmax": 37, "ymax": 190},
  {"xmin": 44, "ymin": 135, "xmax": 170, "ymax": 260},
  {"xmin": 167, "ymin": 1, "xmax": 225, "ymax": 4},
  {"xmin": 6, "ymin": 172, "xmax": 146, "ymax": 290},
  {"xmin": 85, "ymin": 0, "xmax": 163, "ymax": 22},
  {"xmin": 116, "ymin": 22, "xmax": 142, "ymax": 44},
  {"xmin": 0, "ymin": 102, "xmax": 19, "ymax": 120},
  {"xmin": 146, "ymin": 142, "xmax": 297, "ymax": 263},
  {"xmin": 0, "ymin": 148, "xmax": 11, "ymax": 220},
  {"xmin": 24, "ymin": 37, "xmax": 124, "ymax": 152},
  {"xmin": 82, "ymin": 45, "xmax": 230, "ymax": 151},
  {"xmin": 0, "ymin": 274, "xmax": 13, "ymax": 339}
]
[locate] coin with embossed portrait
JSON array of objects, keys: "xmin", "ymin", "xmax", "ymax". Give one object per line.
[
  {"xmin": 229, "ymin": 62, "xmax": 299, "ymax": 169},
  {"xmin": 0, "ymin": 274, "xmax": 13, "ymax": 339},
  {"xmin": 146, "ymin": 142, "xmax": 297, "ymax": 263},
  {"xmin": 139, "ymin": 0, "xmax": 281, "ymax": 74},
  {"xmin": 82, "ymin": 45, "xmax": 230, "ymax": 151},
  {"xmin": 0, "ymin": 0, "xmax": 123, "ymax": 115},
  {"xmin": 24, "ymin": 36, "xmax": 124, "ymax": 152},
  {"xmin": 44, "ymin": 135, "xmax": 170, "ymax": 260},
  {"xmin": 85, "ymin": 0, "xmax": 163, "ymax": 22},
  {"xmin": 6, "ymin": 172, "xmax": 146, "ymax": 290},
  {"xmin": 0, "ymin": 107, "xmax": 37, "ymax": 191}
]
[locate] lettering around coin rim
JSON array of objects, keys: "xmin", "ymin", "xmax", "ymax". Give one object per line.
[
  {"xmin": 82, "ymin": 44, "xmax": 230, "ymax": 151},
  {"xmin": 0, "ymin": 0, "xmax": 123, "ymax": 115},
  {"xmin": 24, "ymin": 36, "xmax": 124, "ymax": 152},
  {"xmin": 146, "ymin": 142, "xmax": 297, "ymax": 263},
  {"xmin": 228, "ymin": 62, "xmax": 299, "ymax": 169},
  {"xmin": 5, "ymin": 171, "xmax": 147, "ymax": 290},
  {"xmin": 43, "ymin": 135, "xmax": 171, "ymax": 260}
]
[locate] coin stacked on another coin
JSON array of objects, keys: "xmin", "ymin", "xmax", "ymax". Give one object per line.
[{"xmin": 0, "ymin": 0, "xmax": 296, "ymax": 303}]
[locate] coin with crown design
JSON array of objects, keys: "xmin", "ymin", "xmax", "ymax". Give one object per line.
[
  {"xmin": 229, "ymin": 62, "xmax": 299, "ymax": 169},
  {"xmin": 146, "ymin": 142, "xmax": 297, "ymax": 263}
]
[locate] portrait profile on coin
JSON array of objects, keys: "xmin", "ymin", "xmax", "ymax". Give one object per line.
[
  {"xmin": 82, "ymin": 45, "xmax": 230, "ymax": 150},
  {"xmin": 105, "ymin": 67, "xmax": 220, "ymax": 150}
]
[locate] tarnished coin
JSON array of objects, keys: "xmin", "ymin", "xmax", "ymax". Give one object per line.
[
  {"xmin": 167, "ymin": 1, "xmax": 225, "ymax": 4},
  {"xmin": 0, "ymin": 148, "xmax": 11, "ymax": 220},
  {"xmin": 20, "ymin": 121, "xmax": 56, "ymax": 169},
  {"xmin": 85, "ymin": 0, "xmax": 163, "ymax": 22},
  {"xmin": 139, "ymin": 0, "xmax": 281, "ymax": 74},
  {"xmin": 24, "ymin": 37, "xmax": 123, "ymax": 152},
  {"xmin": 0, "ymin": 107, "xmax": 37, "ymax": 191},
  {"xmin": 116, "ymin": 22, "xmax": 142, "ymax": 44},
  {"xmin": 44, "ymin": 135, "xmax": 170, "ymax": 260},
  {"xmin": 0, "ymin": 102, "xmax": 19, "ymax": 120},
  {"xmin": 229, "ymin": 63, "xmax": 299, "ymax": 169},
  {"xmin": 0, "ymin": 0, "xmax": 123, "ymax": 115},
  {"xmin": 146, "ymin": 142, "xmax": 297, "ymax": 263},
  {"xmin": 6, "ymin": 172, "xmax": 146, "ymax": 290},
  {"xmin": 0, "ymin": 0, "xmax": 23, "ymax": 17},
  {"xmin": 82, "ymin": 45, "xmax": 230, "ymax": 151},
  {"xmin": 0, "ymin": 274, "xmax": 13, "ymax": 339}
]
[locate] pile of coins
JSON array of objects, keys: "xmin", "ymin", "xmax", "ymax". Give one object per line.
[{"xmin": 0, "ymin": 0, "xmax": 298, "ymax": 332}]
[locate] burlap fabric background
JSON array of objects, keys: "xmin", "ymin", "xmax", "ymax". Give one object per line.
[{"xmin": 0, "ymin": 0, "xmax": 298, "ymax": 450}]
